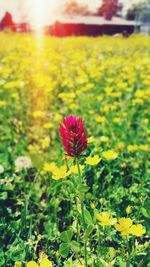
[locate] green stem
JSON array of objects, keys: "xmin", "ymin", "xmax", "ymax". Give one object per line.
[
  {"xmin": 76, "ymin": 158, "xmax": 88, "ymax": 267},
  {"xmin": 98, "ymin": 226, "xmax": 101, "ymax": 257},
  {"xmin": 75, "ymin": 195, "xmax": 80, "ymax": 243}
]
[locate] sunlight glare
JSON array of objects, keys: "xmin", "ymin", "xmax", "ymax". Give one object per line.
[{"xmin": 32, "ymin": 0, "xmax": 46, "ymax": 31}]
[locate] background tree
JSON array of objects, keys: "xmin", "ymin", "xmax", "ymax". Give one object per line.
[
  {"xmin": 97, "ymin": 0, "xmax": 123, "ymax": 20},
  {"xmin": 62, "ymin": 0, "xmax": 91, "ymax": 16},
  {"xmin": 126, "ymin": 0, "xmax": 150, "ymax": 22}
]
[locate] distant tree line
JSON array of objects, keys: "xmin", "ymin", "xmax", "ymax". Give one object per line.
[
  {"xmin": 62, "ymin": 0, "xmax": 123, "ymax": 20},
  {"xmin": 126, "ymin": 0, "xmax": 150, "ymax": 22},
  {"xmin": 62, "ymin": 0, "xmax": 150, "ymax": 22}
]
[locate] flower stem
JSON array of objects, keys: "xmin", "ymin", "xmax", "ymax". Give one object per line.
[{"xmin": 76, "ymin": 158, "xmax": 88, "ymax": 267}]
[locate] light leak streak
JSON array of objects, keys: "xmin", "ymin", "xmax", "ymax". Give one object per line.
[{"xmin": 32, "ymin": 0, "xmax": 46, "ymax": 52}]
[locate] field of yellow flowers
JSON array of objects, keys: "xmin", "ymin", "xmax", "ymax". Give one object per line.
[{"xmin": 0, "ymin": 33, "xmax": 150, "ymax": 267}]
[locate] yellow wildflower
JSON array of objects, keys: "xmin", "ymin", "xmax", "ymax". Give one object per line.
[
  {"xmin": 90, "ymin": 202, "xmax": 95, "ymax": 209},
  {"xmin": 43, "ymin": 122, "xmax": 54, "ymax": 129},
  {"xmin": 115, "ymin": 218, "xmax": 133, "ymax": 235},
  {"xmin": 26, "ymin": 259, "xmax": 52, "ymax": 267},
  {"xmin": 139, "ymin": 144, "xmax": 149, "ymax": 152},
  {"xmin": 103, "ymin": 105, "xmax": 110, "ymax": 113},
  {"xmin": 85, "ymin": 155, "xmax": 101, "ymax": 166},
  {"xmin": 27, "ymin": 261, "xmax": 39, "ymax": 267},
  {"xmin": 0, "ymin": 100, "xmax": 7, "ymax": 107},
  {"xmin": 100, "ymin": 136, "xmax": 109, "ymax": 142},
  {"xmin": 135, "ymin": 90, "xmax": 144, "ymax": 98},
  {"xmin": 127, "ymin": 145, "xmax": 138, "ymax": 152},
  {"xmin": 43, "ymin": 162, "xmax": 56, "ymax": 172},
  {"xmin": 96, "ymin": 212, "xmax": 117, "ymax": 227},
  {"xmin": 32, "ymin": 110, "xmax": 44, "ymax": 119},
  {"xmin": 28, "ymin": 144, "xmax": 36, "ymax": 152},
  {"xmin": 95, "ymin": 115, "xmax": 106, "ymax": 123},
  {"xmin": 113, "ymin": 117, "xmax": 121, "ymax": 123},
  {"xmin": 132, "ymin": 98, "xmax": 143, "ymax": 105},
  {"xmin": 126, "ymin": 205, "xmax": 132, "ymax": 214},
  {"xmin": 52, "ymin": 165, "xmax": 71, "ymax": 180},
  {"xmin": 88, "ymin": 136, "xmax": 95, "ymax": 144},
  {"xmin": 40, "ymin": 137, "xmax": 50, "ymax": 149},
  {"xmin": 117, "ymin": 142, "xmax": 125, "ymax": 149},
  {"xmin": 14, "ymin": 262, "xmax": 22, "ymax": 267},
  {"xmin": 130, "ymin": 224, "xmax": 146, "ymax": 237},
  {"xmin": 70, "ymin": 165, "xmax": 85, "ymax": 174},
  {"xmin": 102, "ymin": 150, "xmax": 118, "ymax": 160},
  {"xmin": 39, "ymin": 258, "xmax": 52, "ymax": 267}
]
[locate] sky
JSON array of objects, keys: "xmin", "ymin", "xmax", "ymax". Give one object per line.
[{"xmin": 0, "ymin": 0, "xmax": 141, "ymax": 26}]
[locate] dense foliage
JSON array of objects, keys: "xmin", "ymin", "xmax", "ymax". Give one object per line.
[{"xmin": 0, "ymin": 33, "xmax": 149, "ymax": 267}]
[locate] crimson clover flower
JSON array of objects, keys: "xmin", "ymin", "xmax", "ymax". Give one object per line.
[{"xmin": 59, "ymin": 115, "xmax": 87, "ymax": 157}]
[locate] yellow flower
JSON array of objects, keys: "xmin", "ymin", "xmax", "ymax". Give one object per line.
[
  {"xmin": 95, "ymin": 115, "xmax": 106, "ymax": 123},
  {"xmin": 115, "ymin": 218, "xmax": 133, "ymax": 235},
  {"xmin": 132, "ymin": 98, "xmax": 143, "ymax": 105},
  {"xmin": 102, "ymin": 150, "xmax": 118, "ymax": 160},
  {"xmin": 139, "ymin": 144, "xmax": 149, "ymax": 152},
  {"xmin": 43, "ymin": 122, "xmax": 54, "ymax": 129},
  {"xmin": 113, "ymin": 117, "xmax": 121, "ymax": 123},
  {"xmin": 117, "ymin": 142, "xmax": 125, "ymax": 149},
  {"xmin": 103, "ymin": 105, "xmax": 110, "ymax": 113},
  {"xmin": 26, "ymin": 261, "xmax": 39, "ymax": 267},
  {"xmin": 127, "ymin": 145, "xmax": 138, "ymax": 152},
  {"xmin": 52, "ymin": 165, "xmax": 71, "ymax": 180},
  {"xmin": 32, "ymin": 110, "xmax": 44, "ymax": 119},
  {"xmin": 0, "ymin": 100, "xmax": 7, "ymax": 107},
  {"xmin": 135, "ymin": 90, "xmax": 145, "ymax": 98},
  {"xmin": 126, "ymin": 205, "xmax": 132, "ymax": 214},
  {"xmin": 40, "ymin": 137, "xmax": 50, "ymax": 149},
  {"xmin": 14, "ymin": 262, "xmax": 22, "ymax": 267},
  {"xmin": 39, "ymin": 258, "xmax": 52, "ymax": 267},
  {"xmin": 100, "ymin": 136, "xmax": 109, "ymax": 142},
  {"xmin": 85, "ymin": 155, "xmax": 101, "ymax": 166},
  {"xmin": 96, "ymin": 212, "xmax": 117, "ymax": 227},
  {"xmin": 88, "ymin": 136, "xmax": 95, "ymax": 144},
  {"xmin": 43, "ymin": 162, "xmax": 56, "ymax": 172},
  {"xmin": 26, "ymin": 259, "xmax": 52, "ymax": 267},
  {"xmin": 70, "ymin": 165, "xmax": 85, "ymax": 174},
  {"xmin": 28, "ymin": 144, "xmax": 36, "ymax": 152},
  {"xmin": 130, "ymin": 224, "xmax": 146, "ymax": 237},
  {"xmin": 90, "ymin": 202, "xmax": 95, "ymax": 209}
]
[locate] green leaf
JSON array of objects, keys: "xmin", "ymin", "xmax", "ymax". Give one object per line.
[
  {"xmin": 84, "ymin": 225, "xmax": 94, "ymax": 240},
  {"xmin": 70, "ymin": 241, "xmax": 80, "ymax": 253},
  {"xmin": 0, "ymin": 192, "xmax": 8, "ymax": 200},
  {"xmin": 59, "ymin": 243, "xmax": 69, "ymax": 258},
  {"xmin": 143, "ymin": 200, "xmax": 150, "ymax": 217},
  {"xmin": 60, "ymin": 229, "xmax": 73, "ymax": 243},
  {"xmin": 6, "ymin": 244, "xmax": 26, "ymax": 262},
  {"xmin": 44, "ymin": 222, "xmax": 58, "ymax": 240},
  {"xmin": 77, "ymin": 184, "xmax": 89, "ymax": 193},
  {"xmin": 141, "ymin": 208, "xmax": 150, "ymax": 219},
  {"xmin": 0, "ymin": 251, "xmax": 5, "ymax": 266},
  {"xmin": 84, "ymin": 209, "xmax": 93, "ymax": 225},
  {"xmin": 108, "ymin": 247, "xmax": 116, "ymax": 260}
]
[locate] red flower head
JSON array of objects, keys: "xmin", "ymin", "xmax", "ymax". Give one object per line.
[{"xmin": 59, "ymin": 115, "xmax": 87, "ymax": 157}]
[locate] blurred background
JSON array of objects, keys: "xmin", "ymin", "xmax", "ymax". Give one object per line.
[{"xmin": 0, "ymin": 0, "xmax": 150, "ymax": 35}]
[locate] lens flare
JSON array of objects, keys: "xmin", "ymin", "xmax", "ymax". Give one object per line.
[{"xmin": 32, "ymin": 0, "xmax": 46, "ymax": 31}]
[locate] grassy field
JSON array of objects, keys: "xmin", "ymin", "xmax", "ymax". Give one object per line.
[{"xmin": 0, "ymin": 33, "xmax": 149, "ymax": 267}]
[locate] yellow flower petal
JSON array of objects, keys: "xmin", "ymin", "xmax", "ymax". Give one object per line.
[
  {"xmin": 85, "ymin": 155, "xmax": 101, "ymax": 166},
  {"xmin": 27, "ymin": 261, "xmax": 39, "ymax": 267},
  {"xmin": 40, "ymin": 259, "xmax": 52, "ymax": 267},
  {"xmin": 130, "ymin": 224, "xmax": 146, "ymax": 237},
  {"xmin": 102, "ymin": 150, "xmax": 118, "ymax": 160},
  {"xmin": 96, "ymin": 212, "xmax": 117, "ymax": 226},
  {"xmin": 115, "ymin": 218, "xmax": 133, "ymax": 236}
]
